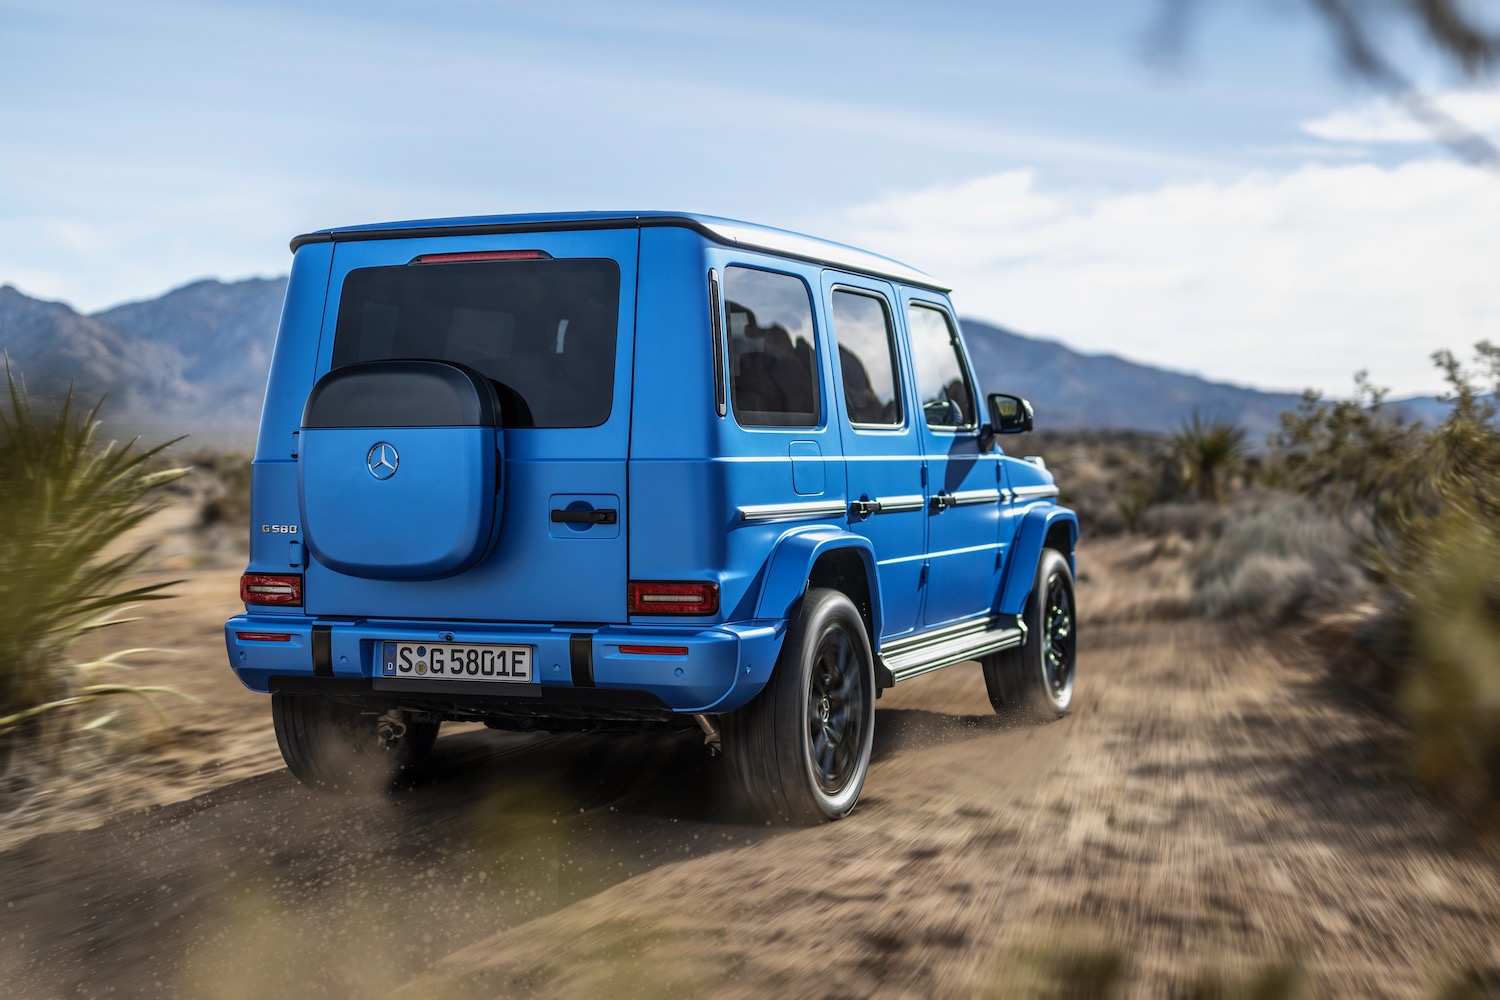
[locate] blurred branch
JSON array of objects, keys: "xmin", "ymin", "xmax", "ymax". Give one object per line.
[
  {"xmin": 1151, "ymin": 0, "xmax": 1500, "ymax": 172},
  {"xmin": 1312, "ymin": 0, "xmax": 1500, "ymax": 170}
]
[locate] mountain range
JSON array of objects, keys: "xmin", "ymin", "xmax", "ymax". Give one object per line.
[
  {"xmin": 0, "ymin": 277, "xmax": 1433, "ymax": 448},
  {"xmin": 0, "ymin": 278, "xmax": 286, "ymax": 446}
]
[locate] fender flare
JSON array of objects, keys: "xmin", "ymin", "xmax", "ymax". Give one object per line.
[
  {"xmin": 998, "ymin": 505, "xmax": 1079, "ymax": 617},
  {"xmin": 753, "ymin": 525, "xmax": 882, "ymax": 640}
]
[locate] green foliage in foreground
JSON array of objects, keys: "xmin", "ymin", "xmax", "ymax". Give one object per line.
[
  {"xmin": 1272, "ymin": 343, "xmax": 1500, "ymax": 813},
  {"xmin": 0, "ymin": 369, "xmax": 187, "ymax": 741}
]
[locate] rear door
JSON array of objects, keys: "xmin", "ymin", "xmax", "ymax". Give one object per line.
[
  {"xmin": 821, "ymin": 272, "xmax": 926, "ymax": 641},
  {"xmin": 300, "ymin": 228, "xmax": 638, "ymax": 624}
]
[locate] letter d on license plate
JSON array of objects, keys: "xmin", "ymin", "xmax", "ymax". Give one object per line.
[{"xmin": 381, "ymin": 641, "xmax": 533, "ymax": 683}]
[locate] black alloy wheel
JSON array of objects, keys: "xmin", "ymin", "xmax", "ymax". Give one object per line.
[{"xmin": 807, "ymin": 618, "xmax": 868, "ymax": 798}]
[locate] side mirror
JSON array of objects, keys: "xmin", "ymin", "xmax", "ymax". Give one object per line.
[{"xmin": 987, "ymin": 393, "xmax": 1034, "ymax": 434}]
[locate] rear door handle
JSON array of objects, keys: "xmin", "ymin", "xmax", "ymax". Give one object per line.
[
  {"xmin": 550, "ymin": 508, "xmax": 618, "ymax": 524},
  {"xmin": 931, "ymin": 492, "xmax": 954, "ymax": 511}
]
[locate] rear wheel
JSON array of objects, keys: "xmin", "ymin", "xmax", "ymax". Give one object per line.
[
  {"xmin": 272, "ymin": 694, "xmax": 439, "ymax": 793},
  {"xmin": 982, "ymin": 547, "xmax": 1076, "ymax": 720},
  {"xmin": 722, "ymin": 588, "xmax": 875, "ymax": 824}
]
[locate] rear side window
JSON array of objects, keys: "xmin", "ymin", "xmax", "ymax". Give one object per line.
[
  {"xmin": 723, "ymin": 266, "xmax": 819, "ymax": 428},
  {"xmin": 830, "ymin": 289, "xmax": 903, "ymax": 427},
  {"xmin": 331, "ymin": 258, "xmax": 620, "ymax": 428},
  {"xmin": 906, "ymin": 303, "xmax": 976, "ymax": 429}
]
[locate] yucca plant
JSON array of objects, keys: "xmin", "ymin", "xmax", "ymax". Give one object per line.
[
  {"xmin": 1173, "ymin": 413, "xmax": 1248, "ymax": 505},
  {"xmin": 0, "ymin": 366, "xmax": 187, "ymax": 745}
]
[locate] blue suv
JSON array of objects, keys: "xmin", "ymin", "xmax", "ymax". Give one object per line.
[{"xmin": 226, "ymin": 212, "xmax": 1078, "ymax": 823}]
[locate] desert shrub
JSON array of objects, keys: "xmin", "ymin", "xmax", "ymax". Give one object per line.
[
  {"xmin": 1271, "ymin": 372, "xmax": 1431, "ymax": 578},
  {"xmin": 1136, "ymin": 500, "xmax": 1224, "ymax": 541},
  {"xmin": 1401, "ymin": 512, "xmax": 1500, "ymax": 812},
  {"xmin": 1188, "ymin": 493, "xmax": 1363, "ymax": 623},
  {"xmin": 1173, "ymin": 413, "xmax": 1248, "ymax": 504},
  {"xmin": 1026, "ymin": 430, "xmax": 1183, "ymax": 535},
  {"xmin": 1271, "ymin": 343, "xmax": 1500, "ymax": 812},
  {"xmin": 0, "ymin": 370, "xmax": 186, "ymax": 747}
]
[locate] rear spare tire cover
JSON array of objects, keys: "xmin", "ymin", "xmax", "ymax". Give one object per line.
[{"xmin": 298, "ymin": 361, "xmax": 503, "ymax": 580}]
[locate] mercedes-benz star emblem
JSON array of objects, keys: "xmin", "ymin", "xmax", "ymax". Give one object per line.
[{"xmin": 367, "ymin": 442, "xmax": 399, "ymax": 480}]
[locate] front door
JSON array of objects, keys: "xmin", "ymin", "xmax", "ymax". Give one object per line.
[{"xmin": 902, "ymin": 295, "xmax": 1003, "ymax": 628}]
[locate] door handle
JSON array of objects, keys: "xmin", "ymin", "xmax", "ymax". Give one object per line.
[
  {"xmin": 550, "ymin": 508, "xmax": 618, "ymax": 525},
  {"xmin": 850, "ymin": 498, "xmax": 883, "ymax": 518},
  {"xmin": 931, "ymin": 492, "xmax": 954, "ymax": 511}
]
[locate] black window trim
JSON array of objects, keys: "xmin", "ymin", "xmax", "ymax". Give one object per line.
[
  {"xmin": 708, "ymin": 268, "xmax": 726, "ymax": 418},
  {"xmin": 829, "ymin": 284, "xmax": 906, "ymax": 431}
]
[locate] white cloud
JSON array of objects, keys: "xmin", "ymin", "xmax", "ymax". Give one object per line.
[
  {"xmin": 1301, "ymin": 88, "xmax": 1500, "ymax": 144},
  {"xmin": 828, "ymin": 161, "xmax": 1500, "ymax": 397}
]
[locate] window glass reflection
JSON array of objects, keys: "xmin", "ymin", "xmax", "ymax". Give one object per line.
[
  {"xmin": 831, "ymin": 290, "xmax": 903, "ymax": 426},
  {"xmin": 723, "ymin": 267, "xmax": 820, "ymax": 427},
  {"xmin": 906, "ymin": 304, "xmax": 975, "ymax": 429}
]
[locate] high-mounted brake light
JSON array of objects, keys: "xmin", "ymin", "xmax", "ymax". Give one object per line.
[
  {"xmin": 627, "ymin": 581, "xmax": 719, "ymax": 616},
  {"xmin": 410, "ymin": 250, "xmax": 552, "ymax": 264},
  {"xmin": 240, "ymin": 573, "xmax": 303, "ymax": 606}
]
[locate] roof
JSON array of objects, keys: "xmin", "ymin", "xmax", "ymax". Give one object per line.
[{"xmin": 289, "ymin": 211, "xmax": 949, "ymax": 292}]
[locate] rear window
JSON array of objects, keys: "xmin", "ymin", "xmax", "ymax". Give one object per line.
[
  {"xmin": 723, "ymin": 266, "xmax": 819, "ymax": 428},
  {"xmin": 331, "ymin": 258, "xmax": 620, "ymax": 428}
]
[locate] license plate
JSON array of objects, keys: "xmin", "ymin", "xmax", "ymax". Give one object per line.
[{"xmin": 380, "ymin": 641, "xmax": 533, "ymax": 683}]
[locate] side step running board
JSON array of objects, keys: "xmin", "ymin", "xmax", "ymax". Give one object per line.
[{"xmin": 878, "ymin": 618, "xmax": 1026, "ymax": 686}]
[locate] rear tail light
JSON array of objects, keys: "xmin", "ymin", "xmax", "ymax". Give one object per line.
[
  {"xmin": 235, "ymin": 632, "xmax": 293, "ymax": 642},
  {"xmin": 240, "ymin": 573, "xmax": 303, "ymax": 606},
  {"xmin": 411, "ymin": 250, "xmax": 551, "ymax": 264},
  {"xmin": 627, "ymin": 581, "xmax": 719, "ymax": 616},
  {"xmin": 618, "ymin": 644, "xmax": 690, "ymax": 656}
]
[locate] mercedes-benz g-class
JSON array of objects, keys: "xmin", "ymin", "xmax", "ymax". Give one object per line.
[{"xmin": 226, "ymin": 211, "xmax": 1078, "ymax": 823}]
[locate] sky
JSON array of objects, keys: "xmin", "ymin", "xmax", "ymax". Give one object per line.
[{"xmin": 2, "ymin": 0, "xmax": 1498, "ymax": 397}]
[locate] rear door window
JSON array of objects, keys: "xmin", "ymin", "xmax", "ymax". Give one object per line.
[
  {"xmin": 722, "ymin": 266, "xmax": 820, "ymax": 428},
  {"xmin": 331, "ymin": 258, "xmax": 620, "ymax": 428},
  {"xmin": 830, "ymin": 288, "xmax": 903, "ymax": 427}
]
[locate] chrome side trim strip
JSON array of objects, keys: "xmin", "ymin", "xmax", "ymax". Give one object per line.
[
  {"xmin": 950, "ymin": 489, "xmax": 1001, "ymax": 507},
  {"xmin": 1011, "ymin": 485, "xmax": 1060, "ymax": 501},
  {"xmin": 738, "ymin": 500, "xmax": 848, "ymax": 523},
  {"xmin": 876, "ymin": 494, "xmax": 925, "ymax": 513}
]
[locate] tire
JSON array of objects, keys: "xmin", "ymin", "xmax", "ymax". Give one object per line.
[
  {"xmin": 982, "ymin": 547, "xmax": 1076, "ymax": 720},
  {"xmin": 272, "ymin": 694, "xmax": 439, "ymax": 793},
  {"xmin": 722, "ymin": 588, "xmax": 876, "ymax": 824}
]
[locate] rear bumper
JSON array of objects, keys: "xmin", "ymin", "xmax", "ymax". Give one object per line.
[{"xmin": 224, "ymin": 614, "xmax": 784, "ymax": 715}]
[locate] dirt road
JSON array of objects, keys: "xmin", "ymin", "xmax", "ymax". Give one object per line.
[{"xmin": 2, "ymin": 538, "xmax": 1498, "ymax": 998}]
